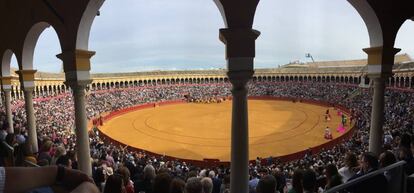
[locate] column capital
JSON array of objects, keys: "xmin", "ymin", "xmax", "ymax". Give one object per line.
[
  {"xmin": 219, "ymin": 28, "xmax": 260, "ymax": 58},
  {"xmin": 65, "ymin": 80, "xmax": 91, "ymax": 90},
  {"xmin": 1, "ymin": 76, "xmax": 13, "ymax": 91},
  {"xmin": 363, "ymin": 46, "xmax": 401, "ymax": 79},
  {"xmin": 227, "ymin": 70, "xmax": 254, "ymax": 89},
  {"xmin": 16, "ymin": 69, "xmax": 37, "ymax": 89},
  {"xmin": 57, "ymin": 49, "xmax": 95, "ymax": 85},
  {"xmin": 56, "ymin": 50, "xmax": 95, "ymax": 72}
]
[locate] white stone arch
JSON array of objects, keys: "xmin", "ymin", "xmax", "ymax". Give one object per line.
[
  {"xmin": 76, "ymin": 0, "xmax": 106, "ymax": 50},
  {"xmin": 22, "ymin": 22, "xmax": 63, "ymax": 70},
  {"xmin": 395, "ymin": 20, "xmax": 414, "ymax": 58},
  {"xmin": 347, "ymin": 0, "xmax": 383, "ymax": 47},
  {"xmin": 1, "ymin": 49, "xmax": 13, "ymax": 76}
]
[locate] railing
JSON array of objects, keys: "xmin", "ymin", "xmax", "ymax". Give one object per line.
[
  {"xmin": 325, "ymin": 161, "xmax": 407, "ymax": 193},
  {"xmin": 1, "ymin": 141, "xmax": 15, "ymax": 167},
  {"xmin": 24, "ymin": 159, "xmax": 40, "ymax": 167},
  {"xmin": 408, "ymin": 173, "xmax": 414, "ymax": 193}
]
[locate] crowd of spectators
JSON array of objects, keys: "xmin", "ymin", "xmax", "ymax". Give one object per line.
[{"xmin": 0, "ymin": 80, "xmax": 413, "ymax": 193}]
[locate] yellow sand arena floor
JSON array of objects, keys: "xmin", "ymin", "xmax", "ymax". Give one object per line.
[{"xmin": 100, "ymin": 100, "xmax": 348, "ymax": 161}]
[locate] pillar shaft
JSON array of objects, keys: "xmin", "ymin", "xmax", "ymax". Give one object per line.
[
  {"xmin": 23, "ymin": 89, "xmax": 38, "ymax": 153},
  {"xmin": 71, "ymin": 84, "xmax": 92, "ymax": 175},
  {"xmin": 16, "ymin": 70, "xmax": 38, "ymax": 153},
  {"xmin": 228, "ymin": 70, "xmax": 252, "ymax": 193},
  {"xmin": 4, "ymin": 90, "xmax": 14, "ymax": 133},
  {"xmin": 364, "ymin": 46, "xmax": 400, "ymax": 156},
  {"xmin": 57, "ymin": 49, "xmax": 96, "ymax": 176},
  {"xmin": 369, "ymin": 78, "xmax": 385, "ymax": 155}
]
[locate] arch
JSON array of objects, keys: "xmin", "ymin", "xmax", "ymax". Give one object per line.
[
  {"xmin": 411, "ymin": 75, "xmax": 414, "ymax": 88},
  {"xmin": 365, "ymin": 76, "xmax": 370, "ymax": 85},
  {"xmin": 403, "ymin": 76, "xmax": 410, "ymax": 87},
  {"xmin": 397, "ymin": 76, "xmax": 402, "ymax": 87},
  {"xmin": 395, "ymin": 20, "xmax": 414, "ymax": 62},
  {"xmin": 1, "ymin": 49, "xmax": 13, "ymax": 76},
  {"xmin": 76, "ymin": 0, "xmax": 106, "ymax": 49},
  {"xmin": 22, "ymin": 22, "xmax": 63, "ymax": 70},
  {"xmin": 347, "ymin": 0, "xmax": 383, "ymax": 47}
]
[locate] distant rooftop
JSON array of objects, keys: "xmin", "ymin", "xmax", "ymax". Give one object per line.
[{"xmin": 282, "ymin": 54, "xmax": 412, "ymax": 69}]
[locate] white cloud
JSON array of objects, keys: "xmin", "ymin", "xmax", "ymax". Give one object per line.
[{"xmin": 25, "ymin": 0, "xmax": 412, "ymax": 73}]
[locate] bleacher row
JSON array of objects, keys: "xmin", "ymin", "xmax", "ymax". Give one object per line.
[{"xmin": 0, "ymin": 81, "xmax": 413, "ymax": 193}]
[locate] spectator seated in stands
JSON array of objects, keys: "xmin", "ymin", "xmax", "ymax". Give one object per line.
[
  {"xmin": 185, "ymin": 177, "xmax": 202, "ymax": 193},
  {"xmin": 1, "ymin": 166, "xmax": 98, "ymax": 193},
  {"xmin": 324, "ymin": 164, "xmax": 342, "ymax": 191},
  {"xmin": 1, "ymin": 81, "xmax": 414, "ymax": 193},
  {"xmin": 348, "ymin": 152, "xmax": 388, "ymax": 193},
  {"xmin": 302, "ymin": 169, "xmax": 317, "ymax": 193},
  {"xmin": 256, "ymin": 175, "xmax": 277, "ymax": 193}
]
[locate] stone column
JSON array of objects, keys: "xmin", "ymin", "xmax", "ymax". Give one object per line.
[
  {"xmin": 16, "ymin": 70, "xmax": 38, "ymax": 153},
  {"xmin": 388, "ymin": 77, "xmax": 392, "ymax": 87},
  {"xmin": 219, "ymin": 28, "xmax": 260, "ymax": 193},
  {"xmin": 57, "ymin": 50, "xmax": 95, "ymax": 176},
  {"xmin": 368, "ymin": 77, "xmax": 385, "ymax": 155},
  {"xmin": 228, "ymin": 69, "xmax": 253, "ymax": 193},
  {"xmin": 23, "ymin": 88, "xmax": 37, "ymax": 151},
  {"xmin": 1, "ymin": 77, "xmax": 14, "ymax": 133},
  {"xmin": 409, "ymin": 77, "xmax": 412, "ymax": 88},
  {"xmin": 69, "ymin": 82, "xmax": 91, "ymax": 175},
  {"xmin": 4, "ymin": 90, "xmax": 13, "ymax": 133},
  {"xmin": 364, "ymin": 46, "xmax": 400, "ymax": 156}
]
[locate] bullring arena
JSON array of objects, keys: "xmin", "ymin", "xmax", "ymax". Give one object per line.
[{"xmin": 100, "ymin": 98, "xmax": 349, "ymax": 161}]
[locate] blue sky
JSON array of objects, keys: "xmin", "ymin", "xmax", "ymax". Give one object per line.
[{"xmin": 10, "ymin": 0, "xmax": 414, "ymax": 73}]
